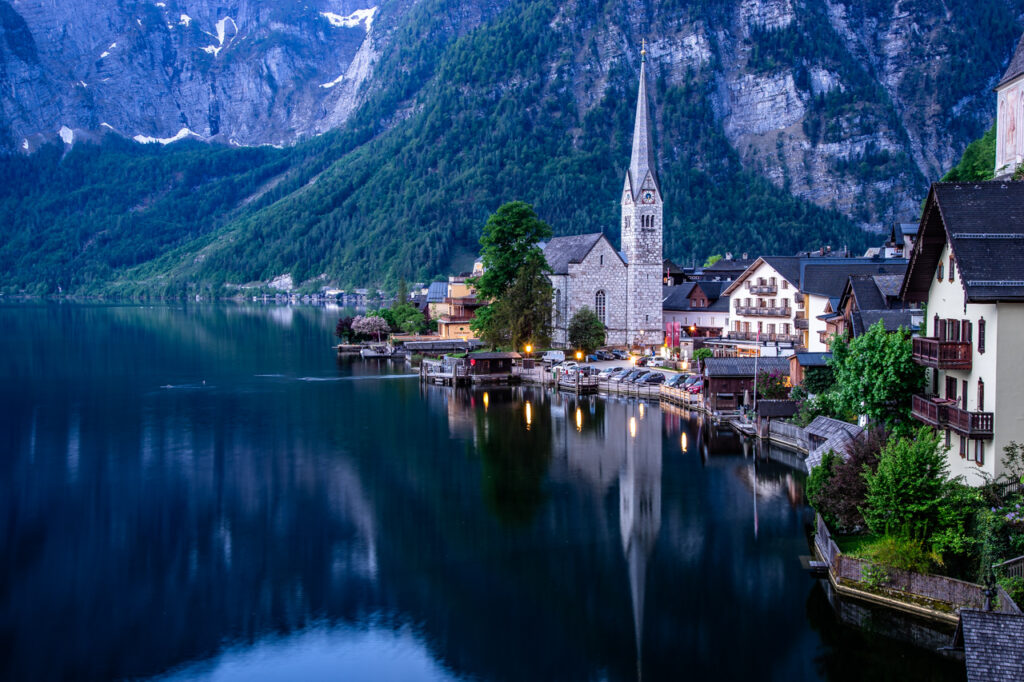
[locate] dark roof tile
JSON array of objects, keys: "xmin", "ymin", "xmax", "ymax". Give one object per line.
[
  {"xmin": 960, "ymin": 610, "xmax": 1024, "ymax": 682},
  {"xmin": 543, "ymin": 233, "xmax": 606, "ymax": 275}
]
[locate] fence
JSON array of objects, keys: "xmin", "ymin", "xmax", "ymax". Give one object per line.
[
  {"xmin": 995, "ymin": 555, "xmax": 1024, "ymax": 580},
  {"xmin": 815, "ymin": 513, "xmax": 1021, "ymax": 616},
  {"xmin": 769, "ymin": 420, "xmax": 809, "ymax": 452}
]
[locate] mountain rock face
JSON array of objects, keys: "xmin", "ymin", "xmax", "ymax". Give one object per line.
[
  {"xmin": 0, "ymin": 0, "xmax": 385, "ymax": 150},
  {"xmin": 0, "ymin": 0, "xmax": 1022, "ymax": 294}
]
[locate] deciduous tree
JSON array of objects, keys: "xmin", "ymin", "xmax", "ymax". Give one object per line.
[{"xmin": 567, "ymin": 307, "xmax": 606, "ymax": 355}]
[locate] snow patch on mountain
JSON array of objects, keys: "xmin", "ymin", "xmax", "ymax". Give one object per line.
[{"xmin": 321, "ymin": 7, "xmax": 377, "ymax": 29}]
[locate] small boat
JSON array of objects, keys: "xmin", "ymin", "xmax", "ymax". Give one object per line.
[{"xmin": 360, "ymin": 344, "xmax": 406, "ymax": 358}]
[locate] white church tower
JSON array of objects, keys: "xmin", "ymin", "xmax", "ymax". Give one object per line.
[{"xmin": 622, "ymin": 41, "xmax": 664, "ymax": 349}]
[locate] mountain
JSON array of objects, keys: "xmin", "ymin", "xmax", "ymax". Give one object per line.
[{"xmin": 0, "ymin": 0, "xmax": 1021, "ymax": 296}]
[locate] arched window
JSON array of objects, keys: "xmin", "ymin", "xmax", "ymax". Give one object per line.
[
  {"xmin": 554, "ymin": 289, "xmax": 561, "ymax": 323},
  {"xmin": 595, "ymin": 290, "xmax": 606, "ymax": 325}
]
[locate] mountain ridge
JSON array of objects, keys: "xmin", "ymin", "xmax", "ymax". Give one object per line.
[{"xmin": 0, "ymin": 0, "xmax": 1021, "ymax": 295}]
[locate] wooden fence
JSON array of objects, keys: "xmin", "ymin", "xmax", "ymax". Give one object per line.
[
  {"xmin": 815, "ymin": 514, "xmax": 1021, "ymax": 615},
  {"xmin": 995, "ymin": 555, "xmax": 1024, "ymax": 580}
]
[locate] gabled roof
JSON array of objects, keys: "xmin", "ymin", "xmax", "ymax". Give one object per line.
[
  {"xmin": 792, "ymin": 352, "xmax": 832, "ymax": 367},
  {"xmin": 693, "ymin": 280, "xmax": 727, "ymax": 299},
  {"xmin": 662, "ymin": 283, "xmax": 697, "ymax": 310},
  {"xmin": 801, "ymin": 261, "xmax": 907, "ymax": 298},
  {"xmin": 958, "ymin": 610, "xmax": 1024, "ymax": 682},
  {"xmin": 703, "ymin": 356, "xmax": 790, "ymax": 378},
  {"xmin": 901, "ymin": 182, "xmax": 1024, "ymax": 303},
  {"xmin": 426, "ymin": 281, "xmax": 448, "ymax": 303},
  {"xmin": 721, "ymin": 256, "xmax": 800, "ymax": 296},
  {"xmin": 854, "ymin": 310, "xmax": 916, "ymax": 336},
  {"xmin": 543, "ymin": 233, "xmax": 619, "ymax": 275},
  {"xmin": 848, "ymin": 275, "xmax": 888, "ymax": 311},
  {"xmin": 997, "ymin": 32, "xmax": 1024, "ymax": 89}
]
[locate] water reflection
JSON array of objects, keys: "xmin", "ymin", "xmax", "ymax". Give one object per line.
[{"xmin": 0, "ymin": 304, "xmax": 965, "ymax": 682}]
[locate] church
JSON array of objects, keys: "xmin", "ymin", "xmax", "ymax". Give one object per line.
[{"xmin": 543, "ymin": 47, "xmax": 664, "ymax": 350}]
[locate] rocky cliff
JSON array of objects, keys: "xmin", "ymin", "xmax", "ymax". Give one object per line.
[{"xmin": 0, "ymin": 0, "xmax": 1022, "ymax": 294}]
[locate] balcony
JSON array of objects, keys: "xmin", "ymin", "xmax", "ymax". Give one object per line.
[
  {"xmin": 911, "ymin": 394, "xmax": 953, "ymax": 427},
  {"xmin": 749, "ymin": 284, "xmax": 777, "ymax": 294},
  {"xmin": 912, "ymin": 337, "xmax": 972, "ymax": 370},
  {"xmin": 726, "ymin": 331, "xmax": 801, "ymax": 344},
  {"xmin": 734, "ymin": 306, "xmax": 792, "ymax": 317},
  {"xmin": 794, "ymin": 292, "xmax": 804, "ymax": 305},
  {"xmin": 948, "ymin": 405, "xmax": 994, "ymax": 439},
  {"xmin": 794, "ymin": 318, "xmax": 809, "ymax": 329}
]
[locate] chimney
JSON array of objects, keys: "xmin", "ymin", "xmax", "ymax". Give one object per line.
[
  {"xmin": 725, "ymin": 252, "xmax": 733, "ymax": 261},
  {"xmin": 741, "ymin": 252, "xmax": 748, "ymax": 260}
]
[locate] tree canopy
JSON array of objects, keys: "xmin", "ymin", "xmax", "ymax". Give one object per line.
[
  {"xmin": 472, "ymin": 201, "xmax": 553, "ymax": 300},
  {"xmin": 567, "ymin": 307, "xmax": 606, "ymax": 355}
]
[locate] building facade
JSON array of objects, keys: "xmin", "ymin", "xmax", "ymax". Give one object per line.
[{"xmin": 544, "ymin": 50, "xmax": 663, "ymax": 350}]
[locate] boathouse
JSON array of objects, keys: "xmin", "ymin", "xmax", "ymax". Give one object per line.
[{"xmin": 701, "ymin": 356, "xmax": 790, "ymax": 413}]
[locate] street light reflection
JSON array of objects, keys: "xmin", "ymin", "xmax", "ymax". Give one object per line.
[
  {"xmin": 483, "ymin": 392, "xmax": 489, "ymax": 411},
  {"xmin": 681, "ymin": 432, "xmax": 688, "ymax": 452},
  {"xmin": 525, "ymin": 401, "xmax": 532, "ymax": 429},
  {"xmin": 629, "ymin": 416, "xmax": 636, "ymax": 438},
  {"xmin": 575, "ymin": 407, "xmax": 582, "ymax": 432}
]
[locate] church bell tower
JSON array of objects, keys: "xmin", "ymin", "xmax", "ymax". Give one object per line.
[{"xmin": 621, "ymin": 41, "xmax": 664, "ymax": 349}]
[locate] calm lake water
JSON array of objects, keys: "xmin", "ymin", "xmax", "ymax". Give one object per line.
[{"xmin": 0, "ymin": 304, "xmax": 964, "ymax": 681}]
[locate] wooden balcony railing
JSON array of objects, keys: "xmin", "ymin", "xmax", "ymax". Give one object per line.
[
  {"xmin": 911, "ymin": 394, "xmax": 951, "ymax": 427},
  {"xmin": 749, "ymin": 284, "xmax": 777, "ymax": 294},
  {"xmin": 947, "ymin": 405, "xmax": 994, "ymax": 439},
  {"xmin": 794, "ymin": 318, "xmax": 809, "ymax": 329},
  {"xmin": 912, "ymin": 337, "xmax": 972, "ymax": 370},
  {"xmin": 735, "ymin": 306, "xmax": 791, "ymax": 317}
]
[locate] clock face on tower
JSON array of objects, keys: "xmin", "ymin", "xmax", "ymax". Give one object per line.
[{"xmin": 641, "ymin": 190, "xmax": 655, "ymax": 204}]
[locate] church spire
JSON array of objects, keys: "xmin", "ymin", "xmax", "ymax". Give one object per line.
[{"xmin": 628, "ymin": 42, "xmax": 659, "ymax": 198}]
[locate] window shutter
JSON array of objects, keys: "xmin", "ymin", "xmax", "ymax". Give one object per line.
[
  {"xmin": 979, "ymin": 318, "xmax": 986, "ymax": 354},
  {"xmin": 978, "ymin": 379, "xmax": 985, "ymax": 412}
]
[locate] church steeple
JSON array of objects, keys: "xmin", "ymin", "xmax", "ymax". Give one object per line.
[{"xmin": 627, "ymin": 41, "xmax": 659, "ymax": 199}]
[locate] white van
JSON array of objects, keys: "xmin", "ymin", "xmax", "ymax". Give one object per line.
[{"xmin": 541, "ymin": 350, "xmax": 565, "ymax": 364}]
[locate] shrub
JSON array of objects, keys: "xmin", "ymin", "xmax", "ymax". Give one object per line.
[
  {"xmin": 819, "ymin": 427, "xmax": 885, "ymax": 532},
  {"xmin": 807, "ymin": 451, "xmax": 838, "ymax": 527},
  {"xmin": 857, "ymin": 535, "xmax": 937, "ymax": 574},
  {"xmin": 863, "ymin": 427, "xmax": 948, "ymax": 539}
]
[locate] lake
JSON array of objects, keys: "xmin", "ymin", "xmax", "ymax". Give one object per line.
[{"xmin": 0, "ymin": 304, "xmax": 964, "ymax": 681}]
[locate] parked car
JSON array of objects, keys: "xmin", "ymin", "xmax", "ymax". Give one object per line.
[
  {"xmin": 598, "ymin": 366, "xmax": 623, "ymax": 378},
  {"xmin": 618, "ymin": 366, "xmax": 643, "ymax": 382},
  {"xmin": 611, "ymin": 349, "xmax": 627, "ymax": 360},
  {"xmin": 687, "ymin": 380, "xmax": 704, "ymax": 394},
  {"xmin": 664, "ymin": 374, "xmax": 686, "ymax": 388},
  {"xmin": 610, "ymin": 369, "xmax": 634, "ymax": 382},
  {"xmin": 577, "ymin": 365, "xmax": 600, "ymax": 377},
  {"xmin": 595, "ymin": 350, "xmax": 615, "ymax": 361},
  {"xmin": 681, "ymin": 374, "xmax": 700, "ymax": 387},
  {"xmin": 628, "ymin": 370, "xmax": 654, "ymax": 384},
  {"xmin": 639, "ymin": 372, "xmax": 666, "ymax": 385},
  {"xmin": 648, "ymin": 357, "xmax": 667, "ymax": 368},
  {"xmin": 542, "ymin": 350, "xmax": 565, "ymax": 364},
  {"xmin": 634, "ymin": 356, "xmax": 648, "ymax": 367}
]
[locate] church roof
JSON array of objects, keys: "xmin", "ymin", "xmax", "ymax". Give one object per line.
[
  {"xmin": 626, "ymin": 60, "xmax": 660, "ymax": 199},
  {"xmin": 542, "ymin": 233, "xmax": 608, "ymax": 275},
  {"xmin": 997, "ymin": 32, "xmax": 1024, "ymax": 89}
]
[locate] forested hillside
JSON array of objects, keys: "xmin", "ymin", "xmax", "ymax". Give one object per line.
[{"xmin": 0, "ymin": 0, "xmax": 1021, "ymax": 296}]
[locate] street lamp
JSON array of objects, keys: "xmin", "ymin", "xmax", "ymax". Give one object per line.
[
  {"xmin": 575, "ymin": 350, "xmax": 583, "ymax": 361},
  {"xmin": 525, "ymin": 344, "xmax": 532, "ymax": 356}
]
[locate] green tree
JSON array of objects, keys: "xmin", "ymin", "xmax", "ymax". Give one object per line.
[
  {"xmin": 472, "ymin": 201, "xmax": 553, "ymax": 300},
  {"xmin": 703, "ymin": 254, "xmax": 723, "ymax": 267},
  {"xmin": 863, "ymin": 427, "xmax": 949, "ymax": 539},
  {"xmin": 802, "ymin": 365, "xmax": 835, "ymax": 395},
  {"xmin": 473, "ymin": 250, "xmax": 552, "ymax": 351},
  {"xmin": 829, "ymin": 321, "xmax": 924, "ymax": 430},
  {"xmin": 693, "ymin": 347, "xmax": 713, "ymax": 363},
  {"xmin": 394, "ymin": 277, "xmax": 409, "ymax": 307},
  {"xmin": 567, "ymin": 307, "xmax": 606, "ymax": 355},
  {"xmin": 390, "ymin": 302, "xmax": 426, "ymax": 334}
]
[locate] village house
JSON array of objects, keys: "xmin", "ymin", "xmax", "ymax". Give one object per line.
[
  {"xmin": 662, "ymin": 281, "xmax": 730, "ymax": 343},
  {"xmin": 799, "ymin": 260, "xmax": 909, "ymax": 351},
  {"xmin": 701, "ymin": 356, "xmax": 790, "ymax": 413},
  {"xmin": 901, "ymin": 182, "xmax": 1024, "ymax": 483},
  {"xmin": 543, "ymin": 47, "xmax": 663, "ymax": 351},
  {"xmin": 820, "ymin": 273, "xmax": 920, "ymax": 345},
  {"xmin": 435, "ymin": 260, "xmax": 486, "ymax": 340},
  {"xmin": 714, "ymin": 256, "xmax": 804, "ymax": 357}
]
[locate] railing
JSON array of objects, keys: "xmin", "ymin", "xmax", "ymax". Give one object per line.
[
  {"xmin": 794, "ymin": 318, "xmax": 808, "ymax": 329},
  {"xmin": 911, "ymin": 394, "xmax": 950, "ymax": 427},
  {"xmin": 995, "ymin": 555, "xmax": 1024, "ymax": 580},
  {"xmin": 749, "ymin": 284, "xmax": 777, "ymax": 294},
  {"xmin": 912, "ymin": 337, "xmax": 972, "ymax": 370},
  {"xmin": 794, "ymin": 292, "xmax": 804, "ymax": 305},
  {"xmin": 439, "ymin": 315, "xmax": 475, "ymax": 323},
  {"xmin": 725, "ymin": 331, "xmax": 801, "ymax": 343},
  {"xmin": 947, "ymin": 404, "xmax": 994, "ymax": 438},
  {"xmin": 735, "ymin": 306, "xmax": 792, "ymax": 317}
]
